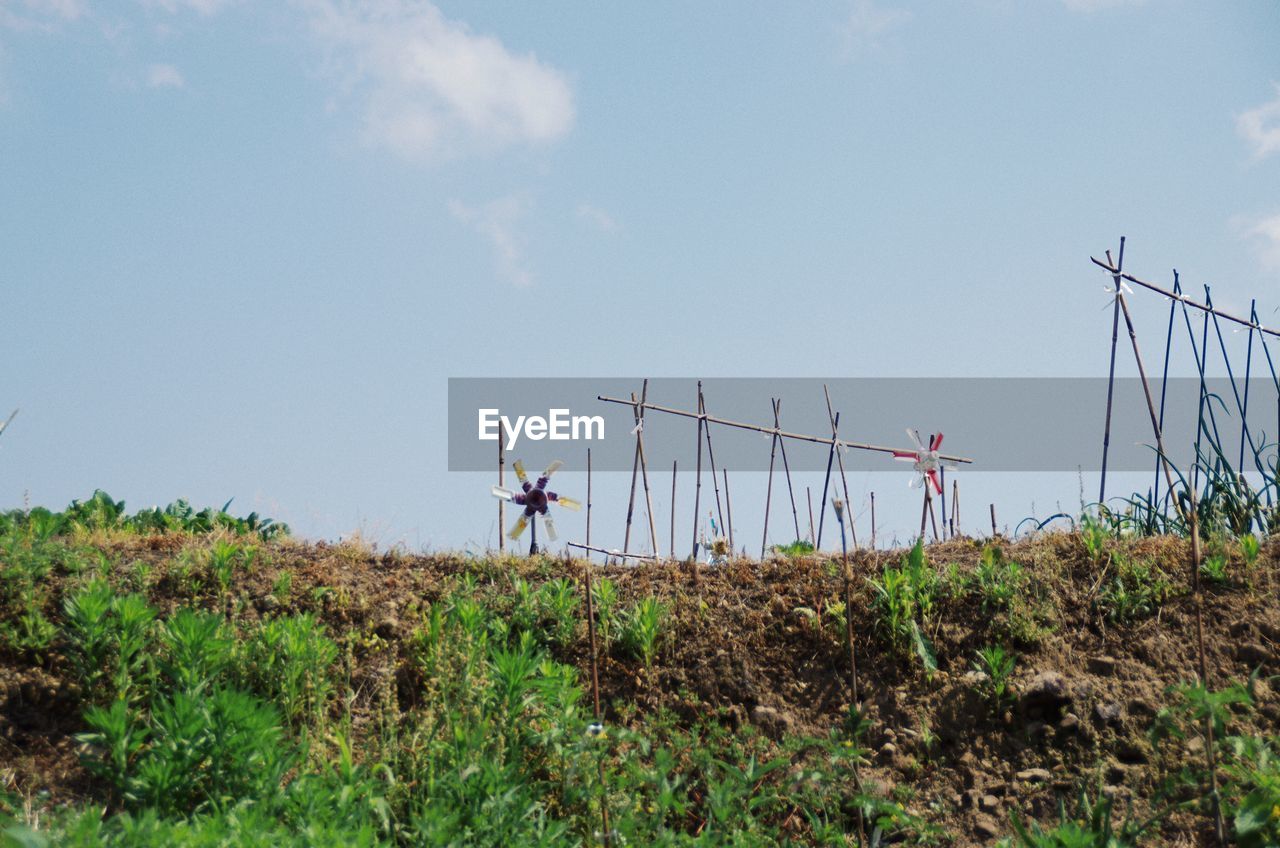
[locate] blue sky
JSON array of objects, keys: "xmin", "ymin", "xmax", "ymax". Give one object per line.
[{"xmin": 2, "ymin": 0, "xmax": 1278, "ymax": 550}]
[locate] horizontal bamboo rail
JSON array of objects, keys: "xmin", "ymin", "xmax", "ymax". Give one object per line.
[
  {"xmin": 1091, "ymin": 257, "xmax": 1280, "ymax": 339},
  {"xmin": 596, "ymin": 395, "xmax": 974, "ymax": 465},
  {"xmin": 567, "ymin": 541, "xmax": 662, "ymax": 561}
]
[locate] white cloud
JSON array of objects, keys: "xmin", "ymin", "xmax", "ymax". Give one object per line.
[
  {"xmin": 303, "ymin": 0, "xmax": 574, "ymax": 162},
  {"xmin": 1061, "ymin": 0, "xmax": 1147, "ymax": 11},
  {"xmin": 1, "ymin": 0, "xmax": 85, "ymax": 30},
  {"xmin": 839, "ymin": 0, "xmax": 911, "ymax": 56},
  {"xmin": 576, "ymin": 202, "xmax": 618, "ymax": 234},
  {"xmin": 449, "ymin": 194, "xmax": 535, "ymax": 287},
  {"xmin": 1237, "ymin": 84, "xmax": 1280, "ymax": 161},
  {"xmin": 1244, "ymin": 214, "xmax": 1280, "ymax": 271},
  {"xmin": 146, "ymin": 62, "xmax": 184, "ymax": 88}
]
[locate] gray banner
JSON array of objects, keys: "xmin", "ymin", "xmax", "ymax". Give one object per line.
[{"xmin": 448, "ymin": 378, "xmax": 1280, "ymax": 473}]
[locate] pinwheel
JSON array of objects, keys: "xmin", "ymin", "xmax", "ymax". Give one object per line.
[
  {"xmin": 491, "ymin": 459, "xmax": 581, "ymax": 553},
  {"xmin": 892, "ymin": 429, "xmax": 954, "ymax": 495}
]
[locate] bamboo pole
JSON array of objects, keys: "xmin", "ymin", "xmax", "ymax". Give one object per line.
[
  {"xmin": 578, "ymin": 554, "xmax": 611, "ymax": 844},
  {"xmin": 635, "ymin": 380, "xmax": 659, "ymax": 554},
  {"xmin": 699, "ymin": 387, "xmax": 726, "ymax": 531},
  {"xmin": 1209, "ymin": 302, "xmax": 1264, "ymax": 475},
  {"xmin": 569, "ymin": 542, "xmax": 662, "ymax": 562},
  {"xmin": 623, "ymin": 390, "xmax": 642, "ymax": 554},
  {"xmin": 762, "ymin": 397, "xmax": 779, "ymax": 560},
  {"xmin": 990, "ymin": 503, "xmax": 997, "ymax": 537},
  {"xmin": 1241, "ymin": 299, "xmax": 1256, "ymax": 473},
  {"xmin": 870, "ymin": 492, "xmax": 876, "ymax": 550},
  {"xmin": 1091, "ymin": 256, "xmax": 1280, "ymax": 338},
  {"xmin": 691, "ymin": 382, "xmax": 704, "ymax": 562},
  {"xmin": 951, "ymin": 479, "xmax": 959, "ymax": 538},
  {"xmin": 1153, "ymin": 274, "xmax": 1179, "ymax": 516},
  {"xmin": 722, "ymin": 469, "xmax": 734, "ymax": 555},
  {"xmin": 1099, "ymin": 238, "xmax": 1126, "ymax": 504},
  {"xmin": 596, "ymin": 395, "xmax": 975, "ymax": 464},
  {"xmin": 586, "ymin": 448, "xmax": 592, "ymax": 548},
  {"xmin": 775, "ymin": 399, "xmax": 802, "ymax": 540},
  {"xmin": 806, "ymin": 487, "xmax": 815, "ymax": 547},
  {"xmin": 817, "ymin": 411, "xmax": 840, "ymax": 550},
  {"xmin": 670, "ymin": 460, "xmax": 677, "ymax": 560},
  {"xmin": 498, "ymin": 438, "xmax": 505, "ymax": 553},
  {"xmin": 823, "ymin": 384, "xmax": 856, "ymax": 545}
]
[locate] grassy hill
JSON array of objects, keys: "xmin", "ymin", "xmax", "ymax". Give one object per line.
[{"xmin": 0, "ymin": 494, "xmax": 1277, "ymax": 846}]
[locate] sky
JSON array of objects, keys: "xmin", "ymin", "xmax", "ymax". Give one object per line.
[{"xmin": 1, "ymin": 0, "xmax": 1278, "ymax": 552}]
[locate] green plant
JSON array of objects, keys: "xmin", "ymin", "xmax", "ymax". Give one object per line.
[
  {"xmin": 771, "ymin": 540, "xmax": 815, "ymax": 557},
  {"xmin": 1096, "ymin": 555, "xmax": 1171, "ymax": 624},
  {"xmin": 1080, "ymin": 509, "xmax": 1110, "ymax": 565},
  {"xmin": 868, "ymin": 540, "xmax": 938, "ymax": 672},
  {"xmin": 208, "ymin": 539, "xmax": 242, "ymax": 595},
  {"xmin": 591, "ymin": 577, "xmax": 618, "ymax": 650},
  {"xmin": 242, "ymin": 613, "xmax": 338, "ymax": 727},
  {"xmin": 1001, "ymin": 785, "xmax": 1154, "ymax": 847},
  {"xmin": 618, "ymin": 596, "xmax": 667, "ymax": 667},
  {"xmin": 974, "ymin": 644, "xmax": 1018, "ymax": 708},
  {"xmin": 537, "ymin": 577, "xmax": 580, "ymax": 649},
  {"xmin": 272, "ymin": 570, "xmax": 293, "ymax": 604},
  {"xmin": 62, "ymin": 582, "xmax": 156, "ymax": 704},
  {"xmin": 157, "ymin": 608, "xmax": 234, "ymax": 694},
  {"xmin": 1199, "ymin": 552, "xmax": 1229, "ymax": 584}
]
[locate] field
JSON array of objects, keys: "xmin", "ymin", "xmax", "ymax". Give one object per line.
[{"xmin": 1, "ymin": 494, "xmax": 1278, "ymax": 846}]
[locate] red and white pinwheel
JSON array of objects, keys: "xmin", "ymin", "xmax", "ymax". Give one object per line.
[{"xmin": 892, "ymin": 430, "xmax": 955, "ymax": 495}]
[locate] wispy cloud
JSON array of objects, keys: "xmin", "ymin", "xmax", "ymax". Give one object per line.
[
  {"xmin": 1, "ymin": 0, "xmax": 85, "ymax": 31},
  {"xmin": 145, "ymin": 62, "xmax": 185, "ymax": 88},
  {"xmin": 1237, "ymin": 84, "xmax": 1280, "ymax": 161},
  {"xmin": 1060, "ymin": 0, "xmax": 1147, "ymax": 11},
  {"xmin": 576, "ymin": 202, "xmax": 618, "ymax": 234},
  {"xmin": 1243, "ymin": 213, "xmax": 1280, "ymax": 271},
  {"xmin": 303, "ymin": 0, "xmax": 574, "ymax": 162},
  {"xmin": 839, "ymin": 0, "xmax": 911, "ymax": 57},
  {"xmin": 449, "ymin": 194, "xmax": 535, "ymax": 287}
]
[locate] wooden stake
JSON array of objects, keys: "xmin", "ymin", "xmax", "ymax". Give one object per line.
[
  {"xmin": 870, "ymin": 492, "xmax": 877, "ymax": 550},
  {"xmin": 990, "ymin": 503, "xmax": 997, "ymax": 538},
  {"xmin": 624, "ymin": 390, "xmax": 642, "ymax": 554},
  {"xmin": 578, "ymin": 554, "xmax": 610, "ymax": 843},
  {"xmin": 722, "ymin": 469, "xmax": 734, "ymax": 555},
  {"xmin": 635, "ymin": 381, "xmax": 659, "ymax": 554},
  {"xmin": 951, "ymin": 479, "xmax": 959, "ymax": 537},
  {"xmin": 1099, "ymin": 238, "xmax": 1126, "ymax": 504},
  {"xmin": 775, "ymin": 399, "xmax": 802, "ymax": 541},
  {"xmin": 586, "ymin": 448, "xmax": 592, "ymax": 548}
]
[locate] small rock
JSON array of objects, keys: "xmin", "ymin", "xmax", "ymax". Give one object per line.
[
  {"xmin": 878, "ymin": 742, "xmax": 898, "ymax": 760},
  {"xmin": 1016, "ymin": 768, "xmax": 1053, "ymax": 782},
  {"xmin": 373, "ymin": 616, "xmax": 399, "ymax": 638},
  {"xmin": 1087, "ymin": 656, "xmax": 1117, "ymax": 676},
  {"xmin": 973, "ymin": 814, "xmax": 1002, "ymax": 840},
  {"xmin": 1059, "ymin": 713, "xmax": 1080, "ymax": 732},
  {"xmin": 1094, "ymin": 702, "xmax": 1123, "ymax": 726},
  {"xmin": 980, "ymin": 794, "xmax": 1000, "ymax": 812},
  {"xmin": 750, "ymin": 705, "xmax": 795, "ymax": 737},
  {"xmin": 1116, "ymin": 742, "xmax": 1149, "ymax": 764},
  {"xmin": 1128, "ymin": 697, "xmax": 1156, "ymax": 717},
  {"xmin": 1106, "ymin": 762, "xmax": 1128, "ymax": 783},
  {"xmin": 1026, "ymin": 720, "xmax": 1050, "ymax": 739},
  {"xmin": 1236, "ymin": 642, "xmax": 1274, "ymax": 666},
  {"xmin": 1020, "ymin": 671, "xmax": 1071, "ymax": 716}
]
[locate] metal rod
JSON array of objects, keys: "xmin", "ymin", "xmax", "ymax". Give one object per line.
[
  {"xmin": 817, "ymin": 411, "xmax": 840, "ymax": 550},
  {"xmin": 586, "ymin": 447, "xmax": 592, "ymax": 548},
  {"xmin": 1209, "ymin": 301, "xmax": 1264, "ymax": 476},
  {"xmin": 806, "ymin": 487, "xmax": 815, "ymax": 547},
  {"xmin": 1240, "ymin": 299, "xmax": 1256, "ymax": 473},
  {"xmin": 1091, "ymin": 256, "xmax": 1280, "ymax": 338},
  {"xmin": 870, "ymin": 492, "xmax": 876, "ymax": 550},
  {"xmin": 1099, "ymin": 238, "xmax": 1126, "ymax": 503},
  {"xmin": 775, "ymin": 399, "xmax": 802, "ymax": 540},
  {"xmin": 1153, "ymin": 274, "xmax": 1179, "ymax": 516},
  {"xmin": 990, "ymin": 503, "xmax": 997, "ymax": 537},
  {"xmin": 623, "ymin": 390, "xmax": 642, "ymax": 554},
  {"xmin": 596, "ymin": 395, "xmax": 974, "ymax": 464}
]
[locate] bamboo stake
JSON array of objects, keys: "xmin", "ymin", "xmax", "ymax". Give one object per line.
[
  {"xmin": 1242, "ymin": 298, "xmax": 1256, "ymax": 472},
  {"xmin": 817, "ymin": 411, "xmax": 840, "ymax": 550},
  {"xmin": 670, "ymin": 460, "xmax": 677, "ymax": 560},
  {"xmin": 762, "ymin": 398, "xmax": 780, "ymax": 560},
  {"xmin": 870, "ymin": 492, "xmax": 876, "ymax": 550},
  {"xmin": 569, "ymin": 542, "xmax": 661, "ymax": 562},
  {"xmin": 691, "ymin": 382, "xmax": 704, "ymax": 562},
  {"xmin": 699, "ymin": 387, "xmax": 726, "ymax": 531},
  {"xmin": 990, "ymin": 503, "xmax": 997, "ymax": 538},
  {"xmin": 1209, "ymin": 301, "xmax": 1264, "ymax": 475},
  {"xmin": 498, "ymin": 438, "xmax": 505, "ymax": 553},
  {"xmin": 806, "ymin": 487, "xmax": 815, "ymax": 546},
  {"xmin": 1091, "ymin": 256, "xmax": 1280, "ymax": 338},
  {"xmin": 578, "ymin": 554, "xmax": 610, "ymax": 844},
  {"xmin": 775, "ymin": 399, "xmax": 802, "ymax": 540},
  {"xmin": 586, "ymin": 448, "xmax": 592, "ymax": 548},
  {"xmin": 635, "ymin": 381, "xmax": 659, "ymax": 554},
  {"xmin": 918, "ymin": 487, "xmax": 931, "ymax": 542},
  {"xmin": 823, "ymin": 385, "xmax": 856, "ymax": 545},
  {"xmin": 595, "ymin": 395, "xmax": 975, "ymax": 464},
  {"xmin": 624, "ymin": 390, "xmax": 642, "ymax": 554},
  {"xmin": 951, "ymin": 479, "xmax": 959, "ymax": 537},
  {"xmin": 722, "ymin": 469, "xmax": 734, "ymax": 555},
  {"xmin": 1153, "ymin": 274, "xmax": 1179, "ymax": 516},
  {"xmin": 939, "ymin": 466, "xmax": 947, "ymax": 540},
  {"xmin": 833, "ymin": 498, "xmax": 859, "ymax": 706},
  {"xmin": 1099, "ymin": 238, "xmax": 1126, "ymax": 503}
]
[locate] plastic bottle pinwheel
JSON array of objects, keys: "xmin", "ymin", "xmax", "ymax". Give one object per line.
[
  {"xmin": 491, "ymin": 459, "xmax": 581, "ymax": 543},
  {"xmin": 892, "ymin": 430, "xmax": 955, "ymax": 495}
]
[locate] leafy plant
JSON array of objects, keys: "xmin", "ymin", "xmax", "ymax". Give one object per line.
[
  {"xmin": 618, "ymin": 596, "xmax": 667, "ymax": 667},
  {"xmin": 974, "ymin": 644, "xmax": 1018, "ymax": 708},
  {"xmin": 868, "ymin": 540, "xmax": 938, "ymax": 672},
  {"xmin": 241, "ymin": 613, "xmax": 338, "ymax": 727}
]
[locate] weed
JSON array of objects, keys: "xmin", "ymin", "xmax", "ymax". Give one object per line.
[
  {"xmin": 242, "ymin": 613, "xmax": 338, "ymax": 728},
  {"xmin": 868, "ymin": 540, "xmax": 938, "ymax": 672},
  {"xmin": 1200, "ymin": 552, "xmax": 1229, "ymax": 584},
  {"xmin": 537, "ymin": 577, "xmax": 580, "ymax": 649},
  {"xmin": 618, "ymin": 596, "xmax": 667, "ymax": 667},
  {"xmin": 1096, "ymin": 555, "xmax": 1172, "ymax": 624},
  {"xmin": 973, "ymin": 645, "xmax": 1017, "ymax": 708}
]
